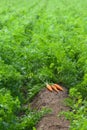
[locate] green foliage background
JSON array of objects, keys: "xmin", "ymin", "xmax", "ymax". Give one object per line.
[{"xmin": 0, "ymin": 0, "xmax": 87, "ymax": 129}]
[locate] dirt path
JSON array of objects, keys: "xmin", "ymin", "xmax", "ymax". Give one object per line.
[{"xmin": 31, "ymin": 87, "xmax": 70, "ymax": 130}]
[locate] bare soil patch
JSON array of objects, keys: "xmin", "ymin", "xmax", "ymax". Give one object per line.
[{"xmin": 31, "ymin": 87, "xmax": 70, "ymax": 130}]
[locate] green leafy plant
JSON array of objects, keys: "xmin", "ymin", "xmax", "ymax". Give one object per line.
[
  {"xmin": 0, "ymin": 0, "xmax": 87, "ymax": 130},
  {"xmin": 0, "ymin": 88, "xmax": 20, "ymax": 130},
  {"xmin": 59, "ymin": 88, "xmax": 87, "ymax": 130}
]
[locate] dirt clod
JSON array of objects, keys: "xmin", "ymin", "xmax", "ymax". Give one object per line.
[{"xmin": 31, "ymin": 87, "xmax": 70, "ymax": 130}]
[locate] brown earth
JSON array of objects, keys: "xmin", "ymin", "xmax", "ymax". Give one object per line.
[{"xmin": 31, "ymin": 87, "xmax": 70, "ymax": 130}]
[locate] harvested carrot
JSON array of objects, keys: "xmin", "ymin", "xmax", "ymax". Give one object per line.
[
  {"xmin": 51, "ymin": 85, "xmax": 59, "ymax": 92},
  {"xmin": 46, "ymin": 83, "xmax": 53, "ymax": 92},
  {"xmin": 54, "ymin": 84, "xmax": 63, "ymax": 91}
]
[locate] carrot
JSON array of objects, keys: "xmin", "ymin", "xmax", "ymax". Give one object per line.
[
  {"xmin": 46, "ymin": 83, "xmax": 53, "ymax": 92},
  {"xmin": 51, "ymin": 85, "xmax": 59, "ymax": 92},
  {"xmin": 54, "ymin": 84, "xmax": 63, "ymax": 91}
]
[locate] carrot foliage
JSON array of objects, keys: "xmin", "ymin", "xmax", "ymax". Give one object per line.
[{"xmin": 0, "ymin": 0, "xmax": 87, "ymax": 130}]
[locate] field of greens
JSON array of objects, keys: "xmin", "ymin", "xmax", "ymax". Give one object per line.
[{"xmin": 0, "ymin": 0, "xmax": 87, "ymax": 130}]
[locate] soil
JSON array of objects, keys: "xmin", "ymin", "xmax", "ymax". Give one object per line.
[{"xmin": 31, "ymin": 87, "xmax": 70, "ymax": 130}]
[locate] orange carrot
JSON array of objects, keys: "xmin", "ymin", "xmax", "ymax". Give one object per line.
[
  {"xmin": 51, "ymin": 85, "xmax": 59, "ymax": 92},
  {"xmin": 46, "ymin": 84, "xmax": 53, "ymax": 92},
  {"xmin": 54, "ymin": 84, "xmax": 63, "ymax": 91}
]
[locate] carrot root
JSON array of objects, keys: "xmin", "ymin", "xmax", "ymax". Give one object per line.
[
  {"xmin": 51, "ymin": 85, "xmax": 59, "ymax": 92},
  {"xmin": 46, "ymin": 84, "xmax": 53, "ymax": 92},
  {"xmin": 54, "ymin": 84, "xmax": 63, "ymax": 91}
]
